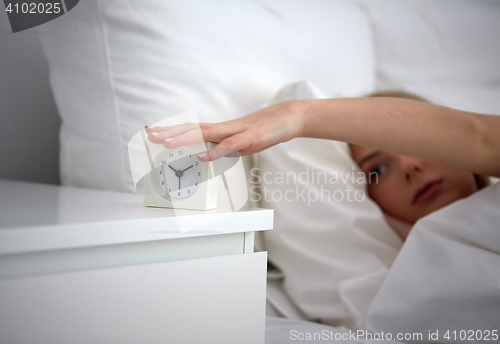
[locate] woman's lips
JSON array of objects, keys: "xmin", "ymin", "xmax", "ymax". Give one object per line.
[{"xmin": 413, "ymin": 179, "xmax": 443, "ymax": 205}]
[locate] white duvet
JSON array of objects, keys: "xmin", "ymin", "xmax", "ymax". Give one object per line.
[
  {"xmin": 365, "ymin": 181, "xmax": 500, "ymax": 343},
  {"xmin": 266, "ymin": 182, "xmax": 500, "ymax": 343}
]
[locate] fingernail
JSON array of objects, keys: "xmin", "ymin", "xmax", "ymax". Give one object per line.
[
  {"xmin": 149, "ymin": 126, "xmax": 157, "ymax": 128},
  {"xmin": 151, "ymin": 132, "xmax": 159, "ymax": 136},
  {"xmin": 165, "ymin": 138, "xmax": 173, "ymax": 142},
  {"xmin": 198, "ymin": 152, "xmax": 207, "ymax": 158}
]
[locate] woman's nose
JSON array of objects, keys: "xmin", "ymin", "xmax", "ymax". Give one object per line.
[{"xmin": 400, "ymin": 156, "xmax": 423, "ymax": 181}]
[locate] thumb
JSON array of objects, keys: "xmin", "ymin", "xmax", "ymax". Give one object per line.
[
  {"xmin": 197, "ymin": 146, "xmax": 241, "ymax": 162},
  {"xmin": 198, "ymin": 133, "xmax": 251, "ymax": 161}
]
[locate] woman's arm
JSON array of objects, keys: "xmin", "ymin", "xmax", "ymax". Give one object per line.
[
  {"xmin": 304, "ymin": 97, "xmax": 500, "ymax": 177},
  {"xmin": 146, "ymin": 98, "xmax": 500, "ymax": 177}
]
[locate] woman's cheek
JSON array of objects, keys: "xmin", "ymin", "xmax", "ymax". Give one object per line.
[
  {"xmin": 367, "ymin": 184, "xmax": 386, "ymax": 206},
  {"xmin": 368, "ymin": 183, "xmax": 401, "ymax": 213}
]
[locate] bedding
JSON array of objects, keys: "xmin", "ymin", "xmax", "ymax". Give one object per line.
[
  {"xmin": 261, "ymin": 81, "xmax": 500, "ymax": 339},
  {"xmin": 39, "ymin": 0, "xmax": 374, "ymax": 200},
  {"xmin": 258, "ymin": 81, "xmax": 402, "ymax": 329},
  {"xmin": 261, "ymin": 0, "xmax": 500, "ymax": 330},
  {"xmin": 362, "ymin": 0, "xmax": 500, "ymax": 114},
  {"xmin": 366, "ymin": 181, "xmax": 500, "ymax": 343}
]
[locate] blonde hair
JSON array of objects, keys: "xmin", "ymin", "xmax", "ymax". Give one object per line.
[
  {"xmin": 366, "ymin": 90, "xmax": 490, "ymax": 190},
  {"xmin": 367, "ymin": 90, "xmax": 429, "ymax": 102}
]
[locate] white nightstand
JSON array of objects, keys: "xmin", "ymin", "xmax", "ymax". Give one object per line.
[{"xmin": 0, "ymin": 179, "xmax": 273, "ymax": 344}]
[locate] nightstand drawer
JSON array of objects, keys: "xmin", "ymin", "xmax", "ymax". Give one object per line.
[
  {"xmin": 0, "ymin": 231, "xmax": 253, "ymax": 279},
  {"xmin": 0, "ymin": 251, "xmax": 267, "ymax": 344}
]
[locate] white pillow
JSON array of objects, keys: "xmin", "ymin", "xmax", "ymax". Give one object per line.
[
  {"xmin": 39, "ymin": 0, "xmax": 375, "ymax": 194},
  {"xmin": 256, "ymin": 81, "xmax": 402, "ymax": 329},
  {"xmin": 363, "ymin": 0, "xmax": 500, "ymax": 111},
  {"xmin": 366, "ymin": 181, "xmax": 500, "ymax": 337}
]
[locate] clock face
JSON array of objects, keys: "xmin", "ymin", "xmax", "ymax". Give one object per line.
[{"xmin": 155, "ymin": 149, "xmax": 203, "ymax": 199}]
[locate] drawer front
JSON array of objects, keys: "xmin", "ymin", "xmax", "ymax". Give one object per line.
[
  {"xmin": 0, "ymin": 251, "xmax": 267, "ymax": 344},
  {"xmin": 0, "ymin": 232, "xmax": 248, "ymax": 279}
]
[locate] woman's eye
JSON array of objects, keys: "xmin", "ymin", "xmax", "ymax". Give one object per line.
[{"xmin": 370, "ymin": 164, "xmax": 387, "ymax": 176}]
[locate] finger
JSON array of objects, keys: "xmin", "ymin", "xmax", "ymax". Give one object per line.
[
  {"xmin": 146, "ymin": 130, "xmax": 167, "ymax": 144},
  {"xmin": 197, "ymin": 132, "xmax": 257, "ymax": 161},
  {"xmin": 162, "ymin": 128, "xmax": 207, "ymax": 149},
  {"xmin": 145, "ymin": 122, "xmax": 200, "ymax": 140},
  {"xmin": 197, "ymin": 138, "xmax": 277, "ymax": 162},
  {"xmin": 147, "ymin": 122, "xmax": 235, "ymax": 146},
  {"xmin": 162, "ymin": 122, "xmax": 244, "ymax": 149},
  {"xmin": 145, "ymin": 123, "xmax": 201, "ymax": 144},
  {"xmin": 196, "ymin": 122, "xmax": 244, "ymax": 144}
]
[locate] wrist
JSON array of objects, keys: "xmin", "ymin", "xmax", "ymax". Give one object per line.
[{"xmin": 297, "ymin": 98, "xmax": 323, "ymax": 138}]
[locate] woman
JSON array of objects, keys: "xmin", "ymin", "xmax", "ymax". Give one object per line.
[{"xmin": 145, "ymin": 96, "xmax": 500, "ymax": 238}]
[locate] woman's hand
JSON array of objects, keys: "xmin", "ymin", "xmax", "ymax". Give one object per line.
[
  {"xmin": 145, "ymin": 100, "xmax": 310, "ymax": 160},
  {"xmin": 145, "ymin": 95, "xmax": 500, "ymax": 176}
]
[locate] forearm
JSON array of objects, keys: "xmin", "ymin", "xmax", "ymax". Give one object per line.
[
  {"xmin": 147, "ymin": 96, "xmax": 499, "ymax": 176},
  {"xmin": 301, "ymin": 97, "xmax": 500, "ymax": 177}
]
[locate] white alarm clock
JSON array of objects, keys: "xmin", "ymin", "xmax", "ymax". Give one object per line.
[{"xmin": 143, "ymin": 140, "xmax": 218, "ymax": 211}]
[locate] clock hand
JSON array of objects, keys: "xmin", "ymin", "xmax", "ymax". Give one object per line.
[
  {"xmin": 182, "ymin": 165, "xmax": 194, "ymax": 173},
  {"xmin": 178, "ymin": 176, "xmax": 181, "ymax": 190},
  {"xmin": 168, "ymin": 165, "xmax": 177, "ymax": 173}
]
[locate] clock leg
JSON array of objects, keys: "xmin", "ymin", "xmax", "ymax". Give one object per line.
[{"xmin": 221, "ymin": 172, "xmax": 235, "ymax": 212}]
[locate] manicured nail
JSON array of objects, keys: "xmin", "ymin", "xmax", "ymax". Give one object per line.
[
  {"xmin": 198, "ymin": 152, "xmax": 207, "ymax": 158},
  {"xmin": 151, "ymin": 132, "xmax": 159, "ymax": 136},
  {"xmin": 165, "ymin": 138, "xmax": 173, "ymax": 142}
]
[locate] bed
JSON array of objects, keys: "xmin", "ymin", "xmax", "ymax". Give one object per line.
[{"xmin": 3, "ymin": 0, "xmax": 500, "ymax": 343}]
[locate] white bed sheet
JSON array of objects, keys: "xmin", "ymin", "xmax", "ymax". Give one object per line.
[
  {"xmin": 366, "ymin": 182, "xmax": 500, "ymax": 343},
  {"xmin": 266, "ymin": 182, "xmax": 500, "ymax": 343}
]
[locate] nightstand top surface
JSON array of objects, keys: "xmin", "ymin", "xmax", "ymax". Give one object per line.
[{"xmin": 0, "ymin": 179, "xmax": 273, "ymax": 255}]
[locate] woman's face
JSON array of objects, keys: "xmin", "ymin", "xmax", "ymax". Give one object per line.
[{"xmin": 349, "ymin": 144, "xmax": 478, "ymax": 224}]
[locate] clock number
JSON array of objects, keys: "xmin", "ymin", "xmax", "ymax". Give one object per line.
[{"xmin": 156, "ymin": 148, "xmax": 200, "ymax": 199}]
